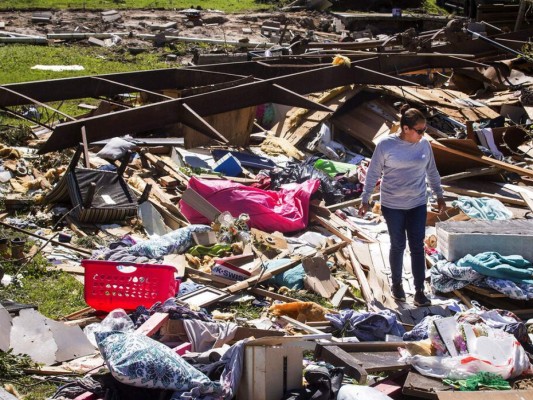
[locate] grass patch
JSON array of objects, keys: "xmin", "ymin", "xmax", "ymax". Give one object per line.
[
  {"xmin": 421, "ymin": 0, "xmax": 448, "ymax": 14},
  {"xmin": 0, "ymin": 0, "xmax": 269, "ymax": 12},
  {"xmin": 0, "ymin": 252, "xmax": 86, "ymax": 319},
  {"xmin": 0, "ymin": 45, "xmax": 172, "ymax": 85},
  {"xmin": 0, "ymin": 44, "xmax": 176, "ymax": 125}
]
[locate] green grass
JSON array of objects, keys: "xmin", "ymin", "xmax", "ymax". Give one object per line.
[
  {"xmin": 0, "ymin": 253, "xmax": 87, "ymax": 319},
  {"xmin": 0, "ymin": 0, "xmax": 269, "ymax": 12},
  {"xmin": 421, "ymin": 0, "xmax": 448, "ymax": 14},
  {"xmin": 0, "ymin": 45, "xmax": 172, "ymax": 85},
  {"xmin": 0, "ymin": 44, "xmax": 177, "ymax": 123}
]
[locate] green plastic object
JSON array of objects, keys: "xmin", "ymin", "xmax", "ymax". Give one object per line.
[{"xmin": 313, "ymin": 159, "xmax": 359, "ymax": 177}]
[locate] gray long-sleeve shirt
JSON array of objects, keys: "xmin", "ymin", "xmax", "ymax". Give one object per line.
[{"xmin": 361, "ymin": 135, "xmax": 444, "ymax": 209}]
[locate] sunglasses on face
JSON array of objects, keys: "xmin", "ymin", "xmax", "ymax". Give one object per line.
[{"xmin": 411, "ymin": 126, "xmax": 427, "ymax": 135}]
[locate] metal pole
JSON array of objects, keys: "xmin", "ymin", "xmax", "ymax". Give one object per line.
[{"xmin": 466, "ymin": 29, "xmax": 533, "ymax": 61}]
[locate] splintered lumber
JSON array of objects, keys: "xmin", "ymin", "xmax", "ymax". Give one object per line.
[
  {"xmin": 519, "ymin": 191, "xmax": 533, "ymax": 212},
  {"xmin": 225, "ymin": 257, "xmax": 304, "ymax": 294},
  {"xmin": 326, "ymin": 192, "xmax": 380, "ymax": 211},
  {"xmin": 274, "ymin": 85, "xmax": 361, "ymax": 146},
  {"xmin": 280, "ymin": 315, "xmax": 332, "ymax": 340},
  {"xmin": 142, "ymin": 152, "xmax": 190, "ymax": 187},
  {"xmin": 440, "ymin": 166, "xmax": 501, "ymax": 183},
  {"xmin": 431, "ymin": 139, "xmax": 533, "ymax": 178},
  {"xmin": 315, "ymin": 344, "xmax": 368, "ymax": 383},
  {"xmin": 302, "ymin": 256, "xmax": 339, "ymax": 298},
  {"xmin": 347, "ymin": 244, "xmax": 373, "ymax": 307},
  {"xmin": 143, "ymin": 177, "xmax": 188, "ymax": 221},
  {"xmin": 441, "ymin": 184, "xmax": 526, "ymax": 206},
  {"xmin": 135, "ymin": 312, "xmax": 169, "ymax": 337},
  {"xmin": 137, "ymin": 33, "xmax": 277, "ymax": 48},
  {"xmin": 311, "ymin": 213, "xmax": 352, "ymax": 242}
]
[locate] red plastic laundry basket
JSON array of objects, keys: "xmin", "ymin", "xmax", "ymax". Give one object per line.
[{"xmin": 81, "ymin": 260, "xmax": 179, "ymax": 312}]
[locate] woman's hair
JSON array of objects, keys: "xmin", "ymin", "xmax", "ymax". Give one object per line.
[{"xmin": 399, "ymin": 104, "xmax": 426, "ymax": 128}]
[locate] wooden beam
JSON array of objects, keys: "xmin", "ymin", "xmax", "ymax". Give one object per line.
[
  {"xmin": 311, "ymin": 214, "xmax": 352, "ymax": 242},
  {"xmin": 441, "ymin": 184, "xmax": 526, "ymax": 206},
  {"xmin": 81, "ymin": 126, "xmax": 90, "ymax": 169},
  {"xmin": 347, "ymin": 244, "xmax": 373, "ymax": 306},
  {"xmin": 135, "ymin": 312, "xmax": 169, "ymax": 337},
  {"xmin": 431, "ymin": 139, "xmax": 533, "ymax": 178},
  {"xmin": 519, "ymin": 191, "xmax": 533, "ymax": 212},
  {"xmin": 440, "ymin": 166, "xmax": 500, "ymax": 183},
  {"xmin": 327, "ymin": 192, "xmax": 380, "ymax": 211},
  {"xmin": 315, "ymin": 344, "xmax": 368, "ymax": 383}
]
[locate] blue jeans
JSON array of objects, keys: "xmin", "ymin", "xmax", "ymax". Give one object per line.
[{"xmin": 381, "ymin": 204, "xmax": 427, "ymax": 291}]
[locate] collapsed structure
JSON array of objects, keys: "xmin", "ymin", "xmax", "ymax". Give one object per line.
[{"xmin": 1, "ymin": 10, "xmax": 533, "ymax": 400}]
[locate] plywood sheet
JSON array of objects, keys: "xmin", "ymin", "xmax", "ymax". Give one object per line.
[{"xmin": 437, "ymin": 391, "xmax": 533, "ymax": 400}]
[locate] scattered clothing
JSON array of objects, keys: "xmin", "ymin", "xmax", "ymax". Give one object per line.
[
  {"xmin": 130, "ymin": 225, "xmax": 212, "ymax": 259},
  {"xmin": 326, "ymin": 309, "xmax": 405, "ymax": 341},
  {"xmin": 132, "ymin": 298, "xmax": 212, "ymax": 329},
  {"xmin": 451, "ymin": 196, "xmax": 512, "ymax": 220},
  {"xmin": 430, "ymin": 260, "xmax": 484, "ymax": 293},
  {"xmin": 182, "ymin": 319, "xmax": 238, "ymax": 353},
  {"xmin": 431, "ymin": 255, "xmax": 533, "ymax": 301},
  {"xmin": 403, "ymin": 315, "xmax": 443, "ymax": 341},
  {"xmin": 457, "ymin": 252, "xmax": 533, "ymax": 284}
]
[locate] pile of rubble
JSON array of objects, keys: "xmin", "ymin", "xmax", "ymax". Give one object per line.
[{"xmin": 2, "ymin": 6, "xmax": 533, "ymax": 400}]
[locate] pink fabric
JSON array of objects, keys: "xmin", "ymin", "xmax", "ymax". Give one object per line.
[{"xmin": 180, "ymin": 177, "xmax": 320, "ymax": 233}]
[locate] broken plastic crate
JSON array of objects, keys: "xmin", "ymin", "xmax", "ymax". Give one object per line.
[
  {"xmin": 81, "ymin": 260, "xmax": 179, "ymax": 312},
  {"xmin": 212, "ymin": 153, "xmax": 243, "ymax": 177}
]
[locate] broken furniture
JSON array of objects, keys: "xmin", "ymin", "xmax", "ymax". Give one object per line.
[
  {"xmin": 315, "ymin": 341, "xmax": 408, "ymax": 384},
  {"xmin": 45, "ymin": 146, "xmax": 144, "ymax": 223}
]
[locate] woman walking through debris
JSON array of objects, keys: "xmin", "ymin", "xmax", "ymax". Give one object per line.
[{"xmin": 358, "ymin": 106, "xmax": 446, "ymax": 307}]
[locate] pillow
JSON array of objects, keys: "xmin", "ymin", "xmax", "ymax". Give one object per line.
[
  {"xmin": 96, "ymin": 137, "xmax": 135, "ymax": 161},
  {"xmin": 95, "ymin": 330, "xmax": 221, "ymax": 392}
]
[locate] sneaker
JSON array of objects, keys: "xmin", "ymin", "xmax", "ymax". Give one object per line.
[
  {"xmin": 391, "ymin": 283, "xmax": 406, "ymax": 302},
  {"xmin": 414, "ymin": 290, "xmax": 431, "ymax": 307}
]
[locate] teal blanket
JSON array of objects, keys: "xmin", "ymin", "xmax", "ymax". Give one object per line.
[{"xmin": 457, "ymin": 252, "xmax": 533, "ymax": 284}]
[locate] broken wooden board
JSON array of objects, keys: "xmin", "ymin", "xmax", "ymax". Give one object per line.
[
  {"xmin": 374, "ymin": 86, "xmax": 499, "ymax": 122},
  {"xmin": 183, "ymin": 106, "xmax": 256, "ymax": 148},
  {"xmin": 402, "ymin": 371, "xmax": 451, "ymax": 399},
  {"xmin": 352, "ymin": 241, "xmax": 451, "ymax": 325},
  {"xmin": 431, "ymin": 138, "xmax": 533, "ymax": 179},
  {"xmin": 315, "ymin": 344, "xmax": 368, "ymax": 383},
  {"xmin": 302, "ymin": 256, "xmax": 339, "ymax": 298},
  {"xmin": 273, "ymin": 85, "xmax": 361, "ymax": 146},
  {"xmin": 329, "ymin": 96, "xmax": 397, "ymax": 150},
  {"xmin": 135, "ymin": 312, "xmax": 169, "ymax": 337}
]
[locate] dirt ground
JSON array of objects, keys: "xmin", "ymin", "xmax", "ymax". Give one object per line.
[{"xmin": 0, "ymin": 9, "xmax": 331, "ymax": 51}]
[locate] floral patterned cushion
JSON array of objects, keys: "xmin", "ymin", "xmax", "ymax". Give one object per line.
[{"xmin": 96, "ymin": 330, "xmax": 220, "ymax": 392}]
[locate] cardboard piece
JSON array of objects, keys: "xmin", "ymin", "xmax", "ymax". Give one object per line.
[{"xmin": 303, "ymin": 256, "xmax": 339, "ymax": 299}]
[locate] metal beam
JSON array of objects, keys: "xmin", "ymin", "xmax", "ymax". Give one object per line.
[
  {"xmin": 0, "ymin": 68, "xmax": 248, "ymax": 106},
  {"xmin": 38, "ymin": 63, "xmax": 419, "ymax": 153},
  {"xmin": 90, "ymin": 76, "xmax": 174, "ymax": 101},
  {"xmin": 0, "ymin": 86, "xmax": 75, "ymax": 122}
]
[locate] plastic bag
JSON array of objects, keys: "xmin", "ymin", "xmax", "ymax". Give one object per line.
[
  {"xmin": 83, "ymin": 308, "xmax": 134, "ymax": 347},
  {"xmin": 400, "ymin": 333, "xmax": 533, "ymax": 380}
]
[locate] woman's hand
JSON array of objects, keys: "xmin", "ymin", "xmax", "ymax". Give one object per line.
[
  {"xmin": 437, "ymin": 197, "xmax": 446, "ymax": 214},
  {"xmin": 358, "ymin": 202, "xmax": 369, "ymax": 217}
]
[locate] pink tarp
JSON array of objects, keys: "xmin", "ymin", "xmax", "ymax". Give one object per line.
[{"xmin": 180, "ymin": 177, "xmax": 320, "ymax": 233}]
